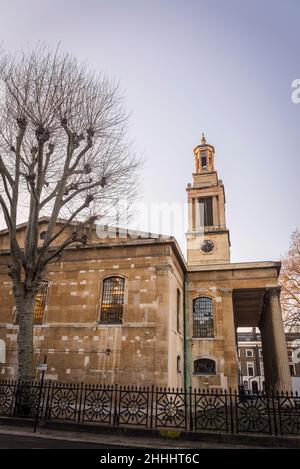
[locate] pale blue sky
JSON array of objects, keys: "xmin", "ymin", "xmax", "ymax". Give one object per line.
[{"xmin": 0, "ymin": 0, "xmax": 299, "ymax": 262}]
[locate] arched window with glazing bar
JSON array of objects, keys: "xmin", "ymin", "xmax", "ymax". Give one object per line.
[
  {"xmin": 193, "ymin": 297, "xmax": 214, "ymax": 338},
  {"xmin": 100, "ymin": 276, "xmax": 125, "ymax": 324}
]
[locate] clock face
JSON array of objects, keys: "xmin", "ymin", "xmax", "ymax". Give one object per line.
[{"xmin": 201, "ymin": 239, "xmax": 214, "ymax": 253}]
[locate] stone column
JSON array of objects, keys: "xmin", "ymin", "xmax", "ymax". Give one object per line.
[
  {"xmin": 218, "ymin": 192, "xmax": 226, "ymax": 227},
  {"xmin": 260, "ymin": 287, "xmax": 292, "ymax": 393},
  {"xmin": 195, "ymin": 199, "xmax": 201, "ymax": 231},
  {"xmin": 188, "ymin": 199, "xmax": 193, "ymax": 232},
  {"xmin": 259, "ymin": 303, "xmax": 274, "ymax": 393}
]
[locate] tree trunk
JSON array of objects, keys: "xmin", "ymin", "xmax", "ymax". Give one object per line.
[{"xmin": 16, "ymin": 292, "xmax": 36, "ymax": 381}]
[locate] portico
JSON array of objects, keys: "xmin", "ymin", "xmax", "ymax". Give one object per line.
[
  {"xmin": 233, "ymin": 270, "xmax": 292, "ymax": 393},
  {"xmin": 187, "ymin": 262, "xmax": 292, "ymax": 392}
]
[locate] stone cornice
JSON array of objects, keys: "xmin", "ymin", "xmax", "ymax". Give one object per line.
[{"xmin": 188, "ymin": 261, "xmax": 281, "ymax": 273}]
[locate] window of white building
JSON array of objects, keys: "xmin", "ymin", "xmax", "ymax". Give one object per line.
[{"xmin": 247, "ymin": 362, "xmax": 254, "ymax": 377}]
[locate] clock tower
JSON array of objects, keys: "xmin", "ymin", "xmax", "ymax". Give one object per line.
[{"xmin": 186, "ymin": 134, "xmax": 230, "ymax": 265}]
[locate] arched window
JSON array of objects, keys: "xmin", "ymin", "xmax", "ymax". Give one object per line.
[
  {"xmin": 177, "ymin": 355, "xmax": 181, "ymax": 373},
  {"xmin": 193, "ymin": 297, "xmax": 214, "ymax": 338},
  {"xmin": 100, "ymin": 276, "xmax": 125, "ymax": 324},
  {"xmin": 194, "ymin": 358, "xmax": 216, "ymax": 375}
]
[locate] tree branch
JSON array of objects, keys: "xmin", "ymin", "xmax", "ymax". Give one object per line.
[{"xmin": 0, "ymin": 154, "xmax": 14, "ymax": 187}]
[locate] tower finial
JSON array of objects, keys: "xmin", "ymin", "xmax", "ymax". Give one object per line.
[{"xmin": 201, "ymin": 133, "xmax": 206, "ymax": 145}]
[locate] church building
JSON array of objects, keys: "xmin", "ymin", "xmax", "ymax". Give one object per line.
[{"xmin": 0, "ymin": 136, "xmax": 292, "ymax": 392}]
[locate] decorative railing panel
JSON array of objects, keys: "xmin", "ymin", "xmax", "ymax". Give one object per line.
[
  {"xmin": 234, "ymin": 393, "xmax": 272, "ymax": 434},
  {"xmin": 47, "ymin": 383, "xmax": 80, "ymax": 421},
  {"xmin": 194, "ymin": 390, "xmax": 229, "ymax": 432},
  {"xmin": 81, "ymin": 385, "xmax": 113, "ymax": 424},
  {"xmin": 118, "ymin": 386, "xmax": 149, "ymax": 427},
  {"xmin": 0, "ymin": 381, "xmax": 17, "ymax": 417},
  {"xmin": 155, "ymin": 388, "xmax": 186, "ymax": 429},
  {"xmin": 277, "ymin": 393, "xmax": 300, "ymax": 435}
]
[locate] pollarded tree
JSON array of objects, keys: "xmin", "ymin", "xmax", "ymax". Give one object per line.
[
  {"xmin": 280, "ymin": 229, "xmax": 300, "ymax": 332},
  {"xmin": 0, "ymin": 46, "xmax": 139, "ymax": 380}
]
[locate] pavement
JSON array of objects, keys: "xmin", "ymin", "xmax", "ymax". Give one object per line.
[
  {"xmin": 0, "ymin": 433, "xmax": 115, "ymax": 448},
  {"xmin": 0, "ymin": 423, "xmax": 255, "ymax": 449}
]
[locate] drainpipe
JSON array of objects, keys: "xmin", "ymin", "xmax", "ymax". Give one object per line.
[{"xmin": 183, "ymin": 272, "xmax": 192, "ymax": 393}]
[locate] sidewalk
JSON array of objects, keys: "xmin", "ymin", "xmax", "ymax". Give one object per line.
[
  {"xmin": 0, "ymin": 422, "xmax": 258, "ymax": 449},
  {"xmin": 1, "ymin": 418, "xmax": 299, "ymax": 449}
]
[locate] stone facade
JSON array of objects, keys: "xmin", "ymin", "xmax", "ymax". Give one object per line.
[
  {"xmin": 0, "ymin": 236, "xmax": 185, "ymax": 386},
  {"xmin": 0, "ymin": 135, "xmax": 292, "ymax": 391}
]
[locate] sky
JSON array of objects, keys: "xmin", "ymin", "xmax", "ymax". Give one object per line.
[{"xmin": 0, "ymin": 0, "xmax": 299, "ymax": 262}]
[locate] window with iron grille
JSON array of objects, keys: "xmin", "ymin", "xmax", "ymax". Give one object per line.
[
  {"xmin": 194, "ymin": 358, "xmax": 216, "ymax": 375},
  {"xmin": 14, "ymin": 280, "xmax": 49, "ymax": 325},
  {"xmin": 193, "ymin": 297, "xmax": 214, "ymax": 338},
  {"xmin": 100, "ymin": 276, "xmax": 125, "ymax": 324},
  {"xmin": 33, "ymin": 280, "xmax": 49, "ymax": 324}
]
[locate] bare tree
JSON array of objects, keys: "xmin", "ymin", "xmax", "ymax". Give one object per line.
[
  {"xmin": 280, "ymin": 229, "xmax": 300, "ymax": 332},
  {"xmin": 0, "ymin": 46, "xmax": 139, "ymax": 380}
]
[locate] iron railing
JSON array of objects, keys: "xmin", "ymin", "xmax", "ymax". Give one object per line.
[{"xmin": 0, "ymin": 380, "xmax": 299, "ymax": 436}]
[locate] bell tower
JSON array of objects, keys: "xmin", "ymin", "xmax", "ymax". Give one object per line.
[{"xmin": 186, "ymin": 134, "xmax": 230, "ymax": 265}]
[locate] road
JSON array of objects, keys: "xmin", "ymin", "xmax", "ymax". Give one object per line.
[{"xmin": 0, "ymin": 433, "xmax": 119, "ymax": 448}]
